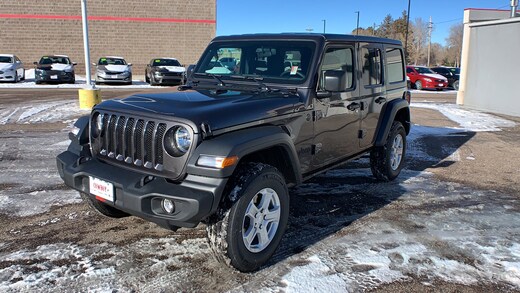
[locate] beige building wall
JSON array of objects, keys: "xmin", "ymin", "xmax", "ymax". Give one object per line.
[
  {"xmin": 457, "ymin": 9, "xmax": 520, "ymax": 117},
  {"xmin": 0, "ymin": 0, "xmax": 216, "ymax": 74}
]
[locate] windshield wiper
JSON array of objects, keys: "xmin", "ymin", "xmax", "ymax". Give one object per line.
[
  {"xmin": 230, "ymin": 75, "xmax": 270, "ymax": 92},
  {"xmin": 193, "ymin": 72, "xmax": 226, "ymax": 87}
]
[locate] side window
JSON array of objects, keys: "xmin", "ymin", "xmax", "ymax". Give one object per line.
[
  {"xmin": 362, "ymin": 47, "xmax": 382, "ymax": 86},
  {"xmin": 319, "ymin": 47, "xmax": 354, "ymax": 91},
  {"xmin": 386, "ymin": 47, "xmax": 404, "ymax": 83},
  {"xmin": 406, "ymin": 67, "xmax": 414, "ymax": 73}
]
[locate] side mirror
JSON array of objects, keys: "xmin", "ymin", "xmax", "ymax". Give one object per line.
[
  {"xmin": 92, "ymin": 63, "xmax": 97, "ymax": 66},
  {"xmin": 187, "ymin": 64, "xmax": 196, "ymax": 78},
  {"xmin": 72, "ymin": 62, "xmax": 77, "ymax": 66},
  {"xmin": 16, "ymin": 60, "xmax": 21, "ymax": 64},
  {"xmin": 33, "ymin": 62, "xmax": 38, "ymax": 65},
  {"xmin": 128, "ymin": 63, "xmax": 133, "ymax": 66}
]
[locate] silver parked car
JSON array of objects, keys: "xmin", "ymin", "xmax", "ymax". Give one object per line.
[
  {"xmin": 94, "ymin": 56, "xmax": 132, "ymax": 85},
  {"xmin": 0, "ymin": 54, "xmax": 25, "ymax": 82}
]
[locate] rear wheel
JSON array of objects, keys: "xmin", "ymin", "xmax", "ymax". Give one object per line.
[
  {"xmin": 206, "ymin": 162, "xmax": 289, "ymax": 272},
  {"xmin": 79, "ymin": 192, "xmax": 129, "ymax": 218},
  {"xmin": 370, "ymin": 121, "xmax": 407, "ymax": 181},
  {"xmin": 414, "ymin": 80, "xmax": 423, "ymax": 90}
]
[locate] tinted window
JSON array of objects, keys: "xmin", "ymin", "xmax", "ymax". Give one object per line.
[
  {"xmin": 0, "ymin": 56, "xmax": 13, "ymax": 63},
  {"xmin": 40, "ymin": 56, "xmax": 71, "ymax": 64},
  {"xmin": 386, "ymin": 48, "xmax": 404, "ymax": 83},
  {"xmin": 414, "ymin": 66, "xmax": 434, "ymax": 74},
  {"xmin": 98, "ymin": 58, "xmax": 127, "ymax": 65},
  {"xmin": 319, "ymin": 47, "xmax": 354, "ymax": 90},
  {"xmin": 152, "ymin": 59, "xmax": 181, "ymax": 66},
  {"xmin": 406, "ymin": 67, "xmax": 414, "ymax": 73},
  {"xmin": 362, "ymin": 48, "xmax": 382, "ymax": 86}
]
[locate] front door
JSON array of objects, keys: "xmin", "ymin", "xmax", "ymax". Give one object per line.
[{"xmin": 311, "ymin": 44, "xmax": 360, "ymax": 170}]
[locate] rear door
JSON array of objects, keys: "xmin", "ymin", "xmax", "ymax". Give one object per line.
[
  {"xmin": 358, "ymin": 43, "xmax": 385, "ymax": 148},
  {"xmin": 311, "ymin": 44, "xmax": 360, "ymax": 169}
]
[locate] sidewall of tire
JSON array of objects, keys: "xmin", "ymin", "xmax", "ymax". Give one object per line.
[
  {"xmin": 225, "ymin": 167, "xmax": 289, "ymax": 272},
  {"xmin": 383, "ymin": 122, "xmax": 407, "ymax": 180}
]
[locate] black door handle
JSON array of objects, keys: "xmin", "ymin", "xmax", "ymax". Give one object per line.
[
  {"xmin": 375, "ymin": 97, "xmax": 387, "ymax": 104},
  {"xmin": 347, "ymin": 102, "xmax": 360, "ymax": 111}
]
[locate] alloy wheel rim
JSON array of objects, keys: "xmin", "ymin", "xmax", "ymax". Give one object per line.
[
  {"xmin": 390, "ymin": 134, "xmax": 404, "ymax": 170},
  {"xmin": 242, "ymin": 188, "xmax": 281, "ymax": 253}
]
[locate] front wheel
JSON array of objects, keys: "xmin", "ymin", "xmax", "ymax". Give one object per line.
[
  {"xmin": 370, "ymin": 121, "xmax": 407, "ymax": 181},
  {"xmin": 206, "ymin": 162, "xmax": 289, "ymax": 272},
  {"xmin": 453, "ymin": 80, "xmax": 459, "ymax": 90},
  {"xmin": 414, "ymin": 80, "xmax": 423, "ymax": 90}
]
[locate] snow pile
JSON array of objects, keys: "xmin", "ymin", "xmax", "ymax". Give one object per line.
[
  {"xmin": 411, "ymin": 103, "xmax": 516, "ymax": 131},
  {"xmin": 0, "ymin": 100, "xmax": 89, "ymax": 125}
]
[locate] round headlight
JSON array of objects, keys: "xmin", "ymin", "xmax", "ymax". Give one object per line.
[
  {"xmin": 164, "ymin": 126, "xmax": 192, "ymax": 157},
  {"xmin": 91, "ymin": 113, "xmax": 103, "ymax": 138}
]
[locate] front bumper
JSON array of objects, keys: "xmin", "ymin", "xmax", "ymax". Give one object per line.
[
  {"xmin": 56, "ymin": 150, "xmax": 228, "ymax": 229},
  {"xmin": 0, "ymin": 71, "xmax": 16, "ymax": 81},
  {"xmin": 154, "ymin": 74, "xmax": 184, "ymax": 84},
  {"xmin": 96, "ymin": 73, "xmax": 132, "ymax": 83},
  {"xmin": 36, "ymin": 71, "xmax": 74, "ymax": 83},
  {"xmin": 422, "ymin": 79, "xmax": 448, "ymax": 89}
]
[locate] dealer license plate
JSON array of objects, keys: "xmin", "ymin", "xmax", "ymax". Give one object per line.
[
  {"xmin": 51, "ymin": 75, "xmax": 58, "ymax": 79},
  {"xmin": 439, "ymin": 83, "xmax": 444, "ymax": 86},
  {"xmin": 89, "ymin": 176, "xmax": 114, "ymax": 202}
]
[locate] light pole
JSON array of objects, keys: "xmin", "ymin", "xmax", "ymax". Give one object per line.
[
  {"xmin": 78, "ymin": 0, "xmax": 101, "ymax": 109},
  {"xmin": 322, "ymin": 19, "xmax": 326, "ymax": 33},
  {"xmin": 355, "ymin": 11, "xmax": 360, "ymax": 35},
  {"xmin": 405, "ymin": 0, "xmax": 411, "ymax": 57}
]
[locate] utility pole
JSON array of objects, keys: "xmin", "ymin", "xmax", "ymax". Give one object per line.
[
  {"xmin": 427, "ymin": 16, "xmax": 433, "ymax": 67},
  {"xmin": 404, "ymin": 0, "xmax": 411, "ymax": 57},
  {"xmin": 355, "ymin": 11, "xmax": 360, "ymax": 35},
  {"xmin": 322, "ymin": 19, "xmax": 326, "ymax": 33}
]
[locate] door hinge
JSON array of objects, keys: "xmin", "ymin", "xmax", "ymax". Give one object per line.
[
  {"xmin": 312, "ymin": 110, "xmax": 323, "ymax": 121},
  {"xmin": 311, "ymin": 143, "xmax": 322, "ymax": 155},
  {"xmin": 358, "ymin": 130, "xmax": 366, "ymax": 139}
]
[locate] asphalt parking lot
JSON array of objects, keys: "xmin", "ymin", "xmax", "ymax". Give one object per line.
[{"xmin": 0, "ymin": 88, "xmax": 519, "ymax": 292}]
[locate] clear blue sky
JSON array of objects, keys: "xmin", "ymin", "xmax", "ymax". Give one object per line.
[{"xmin": 216, "ymin": 0, "xmax": 510, "ymax": 45}]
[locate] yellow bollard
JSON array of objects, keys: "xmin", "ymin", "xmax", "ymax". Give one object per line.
[{"xmin": 78, "ymin": 88, "xmax": 101, "ymax": 109}]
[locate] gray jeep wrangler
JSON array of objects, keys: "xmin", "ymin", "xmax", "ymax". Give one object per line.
[{"xmin": 57, "ymin": 33, "xmax": 411, "ymax": 272}]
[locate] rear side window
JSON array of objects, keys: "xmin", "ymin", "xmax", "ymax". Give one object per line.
[
  {"xmin": 319, "ymin": 47, "xmax": 354, "ymax": 91},
  {"xmin": 362, "ymin": 48, "xmax": 382, "ymax": 86},
  {"xmin": 386, "ymin": 48, "xmax": 405, "ymax": 83}
]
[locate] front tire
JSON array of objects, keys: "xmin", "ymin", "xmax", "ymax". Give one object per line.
[
  {"xmin": 415, "ymin": 80, "xmax": 423, "ymax": 90},
  {"xmin": 370, "ymin": 121, "xmax": 407, "ymax": 181},
  {"xmin": 79, "ymin": 192, "xmax": 129, "ymax": 218},
  {"xmin": 453, "ymin": 80, "xmax": 459, "ymax": 90},
  {"xmin": 206, "ymin": 162, "xmax": 289, "ymax": 272}
]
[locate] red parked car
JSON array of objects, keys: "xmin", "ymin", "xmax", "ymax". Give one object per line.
[{"xmin": 406, "ymin": 65, "xmax": 448, "ymax": 90}]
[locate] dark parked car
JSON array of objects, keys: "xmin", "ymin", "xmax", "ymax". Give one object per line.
[
  {"xmin": 34, "ymin": 55, "xmax": 76, "ymax": 84},
  {"xmin": 430, "ymin": 66, "xmax": 460, "ymax": 90},
  {"xmin": 94, "ymin": 56, "xmax": 132, "ymax": 85},
  {"xmin": 57, "ymin": 33, "xmax": 411, "ymax": 272},
  {"xmin": 145, "ymin": 58, "xmax": 186, "ymax": 86}
]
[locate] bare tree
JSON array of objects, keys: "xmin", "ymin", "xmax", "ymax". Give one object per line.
[
  {"xmin": 409, "ymin": 18, "xmax": 428, "ymax": 65},
  {"xmin": 445, "ymin": 23, "xmax": 464, "ymax": 67}
]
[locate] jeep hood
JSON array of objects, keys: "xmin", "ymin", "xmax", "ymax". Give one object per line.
[{"xmin": 95, "ymin": 89, "xmax": 301, "ymax": 132}]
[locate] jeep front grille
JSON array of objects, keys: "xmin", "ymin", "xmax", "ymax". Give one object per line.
[{"xmin": 94, "ymin": 113, "xmax": 167, "ymax": 171}]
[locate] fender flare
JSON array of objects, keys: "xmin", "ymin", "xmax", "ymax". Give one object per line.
[
  {"xmin": 186, "ymin": 125, "xmax": 302, "ymax": 183},
  {"xmin": 374, "ymin": 99, "xmax": 411, "ymax": 147}
]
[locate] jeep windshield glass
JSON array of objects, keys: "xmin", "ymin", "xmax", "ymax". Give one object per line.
[{"xmin": 194, "ymin": 40, "xmax": 316, "ymax": 85}]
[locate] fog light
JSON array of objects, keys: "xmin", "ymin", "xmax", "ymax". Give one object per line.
[{"xmin": 162, "ymin": 198, "xmax": 175, "ymax": 214}]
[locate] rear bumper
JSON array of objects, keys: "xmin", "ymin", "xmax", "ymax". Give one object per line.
[{"xmin": 56, "ymin": 150, "xmax": 228, "ymax": 229}]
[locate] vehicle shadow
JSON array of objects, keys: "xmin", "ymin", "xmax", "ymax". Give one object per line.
[{"xmin": 267, "ymin": 124, "xmax": 476, "ymax": 268}]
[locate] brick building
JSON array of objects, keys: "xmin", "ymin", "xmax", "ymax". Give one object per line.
[{"xmin": 0, "ymin": 0, "xmax": 216, "ymax": 74}]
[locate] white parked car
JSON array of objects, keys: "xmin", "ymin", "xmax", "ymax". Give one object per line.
[
  {"xmin": 0, "ymin": 54, "xmax": 25, "ymax": 82},
  {"xmin": 94, "ymin": 56, "xmax": 132, "ymax": 85}
]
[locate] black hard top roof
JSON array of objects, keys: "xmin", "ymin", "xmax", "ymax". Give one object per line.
[{"xmin": 212, "ymin": 33, "xmax": 402, "ymax": 46}]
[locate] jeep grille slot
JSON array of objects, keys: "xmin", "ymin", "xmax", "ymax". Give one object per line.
[{"xmin": 93, "ymin": 112, "xmax": 167, "ymax": 172}]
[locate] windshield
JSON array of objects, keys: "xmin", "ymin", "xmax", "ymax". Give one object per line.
[
  {"xmin": 194, "ymin": 40, "xmax": 316, "ymax": 85},
  {"xmin": 449, "ymin": 67, "xmax": 460, "ymax": 74},
  {"xmin": 153, "ymin": 59, "xmax": 181, "ymax": 67},
  {"xmin": 98, "ymin": 58, "xmax": 127, "ymax": 65},
  {"xmin": 414, "ymin": 66, "xmax": 435, "ymax": 74},
  {"xmin": 40, "ymin": 56, "xmax": 71, "ymax": 65},
  {"xmin": 0, "ymin": 56, "xmax": 13, "ymax": 63}
]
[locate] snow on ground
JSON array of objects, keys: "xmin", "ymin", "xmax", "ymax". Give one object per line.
[
  {"xmin": 0, "ymin": 100, "xmax": 90, "ymax": 125},
  {"xmin": 410, "ymin": 89, "xmax": 458, "ymax": 95},
  {"xmin": 0, "ymin": 69, "xmax": 157, "ymax": 89},
  {"xmin": 0, "ymin": 99, "xmax": 519, "ymax": 291}
]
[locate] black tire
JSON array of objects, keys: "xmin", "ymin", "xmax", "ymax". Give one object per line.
[
  {"xmin": 79, "ymin": 192, "xmax": 129, "ymax": 218},
  {"xmin": 150, "ymin": 74, "xmax": 156, "ymax": 86},
  {"xmin": 414, "ymin": 80, "xmax": 423, "ymax": 90},
  {"xmin": 145, "ymin": 71, "xmax": 150, "ymax": 83},
  {"xmin": 206, "ymin": 162, "xmax": 289, "ymax": 272},
  {"xmin": 13, "ymin": 72, "xmax": 19, "ymax": 83},
  {"xmin": 370, "ymin": 121, "xmax": 407, "ymax": 181},
  {"xmin": 20, "ymin": 69, "xmax": 25, "ymax": 81},
  {"xmin": 453, "ymin": 80, "xmax": 459, "ymax": 90}
]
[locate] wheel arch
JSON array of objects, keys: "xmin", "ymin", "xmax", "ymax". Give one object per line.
[{"xmin": 374, "ymin": 98, "xmax": 411, "ymax": 147}]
